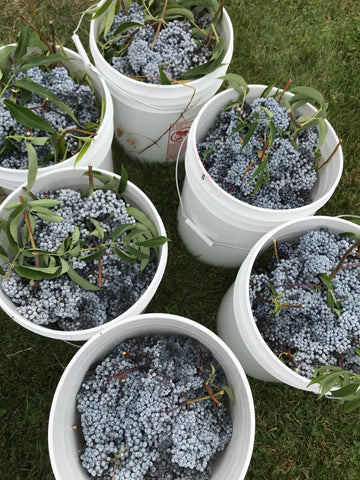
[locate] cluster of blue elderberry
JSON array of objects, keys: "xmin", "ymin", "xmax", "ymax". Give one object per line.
[
  {"xmin": 0, "ymin": 65, "xmax": 98, "ymax": 169},
  {"xmin": 76, "ymin": 335, "xmax": 232, "ymax": 479},
  {"xmin": 198, "ymin": 96, "xmax": 320, "ymax": 209},
  {"xmin": 1, "ymin": 187, "xmax": 157, "ymax": 331},
  {"xmin": 249, "ymin": 228, "xmax": 360, "ymax": 378},
  {"xmin": 105, "ymin": 2, "xmax": 212, "ymax": 84}
]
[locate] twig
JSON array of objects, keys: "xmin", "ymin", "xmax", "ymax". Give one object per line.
[
  {"xmin": 196, "ymin": 350, "xmax": 221, "ymax": 406},
  {"xmin": 151, "ymin": 0, "xmax": 168, "ymax": 50},
  {"xmin": 330, "ymin": 237, "xmax": 360, "ymax": 280},
  {"xmin": 277, "ymin": 78, "xmax": 291, "ymax": 104},
  {"xmin": 272, "ymin": 237, "xmax": 279, "ymax": 264},
  {"xmin": 315, "ymin": 139, "xmax": 342, "ymax": 173}
]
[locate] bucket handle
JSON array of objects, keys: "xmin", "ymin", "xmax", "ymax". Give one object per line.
[
  {"xmin": 175, "ymin": 137, "xmax": 251, "ymax": 253},
  {"xmin": 72, "ymin": 14, "xmax": 199, "ymax": 113}
]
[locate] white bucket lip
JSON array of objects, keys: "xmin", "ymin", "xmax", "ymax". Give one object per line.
[
  {"xmin": 0, "ymin": 45, "xmax": 113, "ymax": 179},
  {"xmin": 48, "ymin": 312, "xmax": 256, "ymax": 480},
  {"xmin": 89, "ymin": 6, "xmax": 234, "ymax": 93},
  {"xmin": 0, "ymin": 167, "xmax": 168, "ymax": 341},
  {"xmin": 233, "ymin": 215, "xmax": 360, "ymax": 389},
  {"xmin": 186, "ymin": 86, "xmax": 344, "ymax": 216}
]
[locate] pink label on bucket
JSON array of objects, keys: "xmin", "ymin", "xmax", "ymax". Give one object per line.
[{"xmin": 166, "ymin": 117, "xmax": 194, "ymax": 160}]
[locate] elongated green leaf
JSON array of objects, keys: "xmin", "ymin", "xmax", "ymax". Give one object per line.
[
  {"xmin": 14, "ymin": 264, "xmax": 61, "ymax": 280},
  {"xmin": 13, "ymin": 27, "xmax": 31, "ymax": 66},
  {"xmin": 30, "ymin": 206, "xmax": 64, "ymax": 222},
  {"xmin": 159, "ymin": 65, "xmax": 172, "ymax": 85},
  {"xmin": 0, "ymin": 45, "xmax": 14, "ymax": 78},
  {"xmin": 163, "ymin": 7, "xmax": 195, "ymax": 22},
  {"xmin": 113, "ymin": 21, "xmax": 144, "ymax": 37},
  {"xmin": 343, "ymin": 398, "xmax": 360, "ymax": 412},
  {"xmin": 117, "ymin": 164, "xmax": 128, "ymax": 195},
  {"xmin": 24, "ymin": 141, "xmax": 38, "ymax": 193},
  {"xmin": 86, "ymin": 0, "xmax": 114, "ymax": 19},
  {"xmin": 260, "ymin": 77, "xmax": 284, "ymax": 98},
  {"xmin": 0, "ymin": 264, "xmax": 5, "ymax": 276},
  {"xmin": 123, "ymin": 226, "xmax": 150, "ymax": 244},
  {"xmin": 5, "ymin": 202, "xmax": 27, "ymax": 248},
  {"xmin": 15, "ymin": 53, "xmax": 66, "ymax": 73},
  {"xmin": 222, "ymin": 385, "xmax": 235, "ymax": 402},
  {"xmin": 290, "ymin": 86, "xmax": 325, "ymax": 107},
  {"xmin": 29, "ymin": 199, "xmax": 61, "ymax": 208},
  {"xmin": 112, "ymin": 244, "xmax": 137, "ymax": 263},
  {"xmin": 4, "ymin": 201, "xmax": 23, "ymax": 211},
  {"xmin": 126, "ymin": 206, "xmax": 157, "ymax": 237},
  {"xmin": 241, "ymin": 122, "xmax": 258, "ymax": 150},
  {"xmin": 80, "ymin": 246, "xmax": 105, "ymax": 262},
  {"xmin": 125, "ymin": 244, "xmax": 150, "ymax": 260},
  {"xmin": 135, "ymin": 236, "xmax": 170, "ymax": 247},
  {"xmin": 112, "ymin": 222, "xmax": 137, "ymax": 242},
  {"xmin": 72, "ymin": 225, "xmax": 81, "ymax": 244},
  {"xmin": 318, "ymin": 272, "xmax": 333, "ymax": 289},
  {"xmin": 67, "ymin": 265, "xmax": 102, "ymax": 290},
  {"xmin": 74, "ymin": 138, "xmax": 92, "ymax": 167},
  {"xmin": 220, "ymin": 73, "xmax": 249, "ymax": 98},
  {"xmin": 14, "ymin": 77, "xmax": 78, "ymax": 124},
  {"xmin": 89, "ymin": 217, "xmax": 105, "ymax": 241},
  {"xmin": 333, "ymin": 383, "xmax": 360, "ymax": 398},
  {"xmin": 4, "ymin": 99, "xmax": 56, "ymax": 133}
]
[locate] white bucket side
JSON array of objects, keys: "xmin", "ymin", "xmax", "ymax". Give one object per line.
[
  {"xmin": 217, "ymin": 216, "xmax": 360, "ymax": 391},
  {"xmin": 0, "ymin": 47, "xmax": 114, "ymax": 194},
  {"xmin": 178, "ymin": 86, "xmax": 343, "ymax": 266},
  {"xmin": 89, "ymin": 3, "xmax": 234, "ymax": 161},
  {"xmin": 48, "ymin": 313, "xmax": 255, "ymax": 480},
  {"xmin": 0, "ymin": 168, "xmax": 168, "ymax": 341}
]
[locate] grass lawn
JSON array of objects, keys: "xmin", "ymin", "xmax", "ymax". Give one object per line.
[{"xmin": 1, "ymin": 0, "xmax": 360, "ymax": 479}]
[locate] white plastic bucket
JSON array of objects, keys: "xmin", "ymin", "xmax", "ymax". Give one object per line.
[
  {"xmin": 0, "ymin": 167, "xmax": 168, "ymax": 341},
  {"xmin": 177, "ymin": 86, "xmax": 344, "ymax": 267},
  {"xmin": 89, "ymin": 2, "xmax": 234, "ymax": 162},
  {"xmin": 217, "ymin": 216, "xmax": 360, "ymax": 391},
  {"xmin": 48, "ymin": 313, "xmax": 255, "ymax": 480},
  {"xmin": 0, "ymin": 46, "xmax": 114, "ymax": 194}
]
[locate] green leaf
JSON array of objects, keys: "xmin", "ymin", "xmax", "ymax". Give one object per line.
[
  {"xmin": 117, "ymin": 164, "xmax": 128, "ymax": 195},
  {"xmin": 4, "ymin": 201, "xmax": 24, "ymax": 211},
  {"xmin": 80, "ymin": 246, "xmax": 105, "ymax": 262},
  {"xmin": 89, "ymin": 217, "xmax": 105, "ymax": 241},
  {"xmin": 30, "ymin": 206, "xmax": 64, "ymax": 222},
  {"xmin": 28, "ymin": 199, "xmax": 61, "ymax": 208},
  {"xmin": 112, "ymin": 244, "xmax": 137, "ymax": 263},
  {"xmin": 318, "ymin": 272, "xmax": 333, "ymax": 289},
  {"xmin": 241, "ymin": 122, "xmax": 258, "ymax": 150},
  {"xmin": 72, "ymin": 225, "xmax": 81, "ymax": 244},
  {"xmin": 74, "ymin": 138, "xmax": 92, "ymax": 167},
  {"xmin": 135, "ymin": 236, "xmax": 170, "ymax": 247},
  {"xmin": 125, "ymin": 244, "xmax": 150, "ymax": 260},
  {"xmin": 343, "ymin": 398, "xmax": 360, "ymax": 413},
  {"xmin": 0, "ymin": 265, "xmax": 5, "ymax": 277},
  {"xmin": 111, "ymin": 222, "xmax": 137, "ymax": 242},
  {"xmin": 113, "ymin": 21, "xmax": 144, "ymax": 37},
  {"xmin": 126, "ymin": 206, "xmax": 158, "ymax": 237},
  {"xmin": 260, "ymin": 77, "xmax": 284, "ymax": 98},
  {"xmin": 222, "ymin": 385, "xmax": 235, "ymax": 402},
  {"xmin": 163, "ymin": 7, "xmax": 195, "ymax": 23},
  {"xmin": 290, "ymin": 86, "xmax": 325, "ymax": 107},
  {"xmin": 332, "ymin": 383, "xmax": 360, "ymax": 398},
  {"xmin": 67, "ymin": 265, "xmax": 102, "ymax": 290},
  {"xmin": 86, "ymin": 0, "xmax": 114, "ymax": 19},
  {"xmin": 13, "ymin": 27, "xmax": 31, "ymax": 66},
  {"xmin": 4, "ymin": 99, "xmax": 56, "ymax": 133},
  {"xmin": 5, "ymin": 202, "xmax": 27, "ymax": 248},
  {"xmin": 14, "ymin": 264, "xmax": 61, "ymax": 280},
  {"xmin": 14, "ymin": 77, "xmax": 78, "ymax": 124},
  {"xmin": 15, "ymin": 53, "xmax": 67, "ymax": 73},
  {"xmin": 159, "ymin": 65, "xmax": 172, "ymax": 85},
  {"xmin": 220, "ymin": 73, "xmax": 249, "ymax": 98},
  {"xmin": 0, "ymin": 45, "xmax": 14, "ymax": 78},
  {"xmin": 24, "ymin": 141, "xmax": 38, "ymax": 193}
]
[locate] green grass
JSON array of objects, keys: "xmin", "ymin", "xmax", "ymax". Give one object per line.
[{"xmin": 1, "ymin": 0, "xmax": 360, "ymax": 479}]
